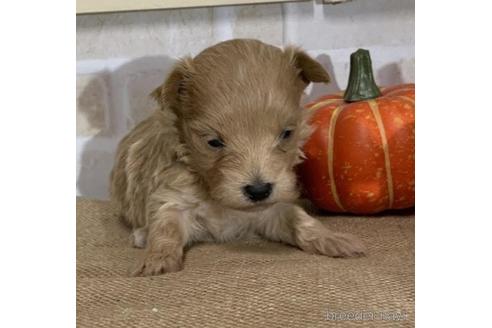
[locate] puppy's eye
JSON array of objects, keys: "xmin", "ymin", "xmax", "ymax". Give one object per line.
[
  {"xmin": 280, "ymin": 129, "xmax": 293, "ymax": 140},
  {"xmin": 207, "ymin": 138, "xmax": 225, "ymax": 149}
]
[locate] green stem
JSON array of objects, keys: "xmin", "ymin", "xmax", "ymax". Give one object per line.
[{"xmin": 343, "ymin": 49, "xmax": 381, "ymax": 102}]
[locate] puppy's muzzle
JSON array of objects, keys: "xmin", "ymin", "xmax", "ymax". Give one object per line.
[{"xmin": 242, "ymin": 181, "xmax": 273, "ymax": 202}]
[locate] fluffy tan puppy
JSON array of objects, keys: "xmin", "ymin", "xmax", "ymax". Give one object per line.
[{"xmin": 111, "ymin": 39, "xmax": 366, "ymax": 276}]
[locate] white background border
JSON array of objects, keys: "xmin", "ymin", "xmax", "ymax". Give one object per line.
[{"xmin": 2, "ymin": 0, "xmax": 492, "ymax": 327}]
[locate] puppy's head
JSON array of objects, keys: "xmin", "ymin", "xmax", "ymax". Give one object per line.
[{"xmin": 153, "ymin": 39, "xmax": 329, "ymax": 210}]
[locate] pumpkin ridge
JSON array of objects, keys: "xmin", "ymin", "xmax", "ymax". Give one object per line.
[
  {"xmin": 308, "ymin": 98, "xmax": 343, "ymax": 111},
  {"xmin": 395, "ymin": 95, "xmax": 415, "ymax": 105},
  {"xmin": 327, "ymin": 103, "xmax": 346, "ymax": 212},
  {"xmin": 381, "ymin": 83, "xmax": 414, "ymax": 95},
  {"xmin": 383, "ymin": 87, "xmax": 415, "ymax": 97},
  {"xmin": 368, "ymin": 100, "xmax": 394, "ymax": 209}
]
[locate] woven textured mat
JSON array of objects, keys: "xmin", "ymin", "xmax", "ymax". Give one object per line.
[{"xmin": 77, "ymin": 198, "xmax": 414, "ymax": 327}]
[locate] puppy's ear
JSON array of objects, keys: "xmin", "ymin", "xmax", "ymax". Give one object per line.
[
  {"xmin": 284, "ymin": 46, "xmax": 330, "ymax": 87},
  {"xmin": 151, "ymin": 57, "xmax": 193, "ymax": 115}
]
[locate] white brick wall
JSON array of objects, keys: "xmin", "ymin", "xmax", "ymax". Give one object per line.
[
  {"xmin": 76, "ymin": 73, "xmax": 110, "ymax": 136},
  {"xmin": 76, "ymin": 0, "xmax": 415, "ymax": 199}
]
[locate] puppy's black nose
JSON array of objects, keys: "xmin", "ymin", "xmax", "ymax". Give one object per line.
[{"xmin": 243, "ymin": 182, "xmax": 273, "ymax": 202}]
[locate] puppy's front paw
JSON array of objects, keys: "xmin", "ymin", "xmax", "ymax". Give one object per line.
[
  {"xmin": 323, "ymin": 232, "xmax": 366, "ymax": 257},
  {"xmin": 300, "ymin": 232, "xmax": 366, "ymax": 258},
  {"xmin": 131, "ymin": 251, "xmax": 183, "ymax": 277}
]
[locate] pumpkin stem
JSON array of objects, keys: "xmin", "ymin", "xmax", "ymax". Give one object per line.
[{"xmin": 343, "ymin": 49, "xmax": 381, "ymax": 102}]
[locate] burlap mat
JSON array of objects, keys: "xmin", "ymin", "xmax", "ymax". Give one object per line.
[{"xmin": 77, "ymin": 198, "xmax": 414, "ymax": 327}]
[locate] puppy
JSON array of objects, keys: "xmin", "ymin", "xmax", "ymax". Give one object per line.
[{"xmin": 110, "ymin": 39, "xmax": 366, "ymax": 276}]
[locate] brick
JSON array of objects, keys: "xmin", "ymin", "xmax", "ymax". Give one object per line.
[
  {"xmin": 125, "ymin": 69, "xmax": 168, "ymax": 129},
  {"xmin": 399, "ymin": 57, "xmax": 415, "ymax": 83},
  {"xmin": 232, "ymin": 4, "xmax": 283, "ymax": 46},
  {"xmin": 77, "ymin": 9, "xmax": 214, "ymax": 60},
  {"xmin": 283, "ymin": 0, "xmax": 414, "ymax": 50},
  {"xmin": 76, "ymin": 149, "xmax": 115, "ymax": 199},
  {"xmin": 76, "ymin": 74, "xmax": 109, "ymax": 137},
  {"xmin": 376, "ymin": 57, "xmax": 415, "ymax": 86}
]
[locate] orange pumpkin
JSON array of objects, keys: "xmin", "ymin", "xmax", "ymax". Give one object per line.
[{"xmin": 298, "ymin": 49, "xmax": 414, "ymax": 214}]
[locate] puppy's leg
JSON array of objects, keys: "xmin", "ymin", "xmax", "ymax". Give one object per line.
[
  {"xmin": 131, "ymin": 208, "xmax": 189, "ymax": 276},
  {"xmin": 257, "ymin": 203, "xmax": 366, "ymax": 257},
  {"xmin": 130, "ymin": 226, "xmax": 148, "ymax": 249}
]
